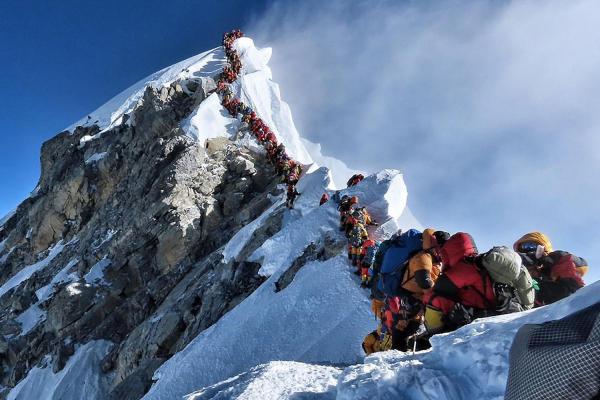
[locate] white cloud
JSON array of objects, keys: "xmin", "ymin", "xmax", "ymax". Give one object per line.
[{"xmin": 248, "ymin": 0, "xmax": 600, "ymax": 282}]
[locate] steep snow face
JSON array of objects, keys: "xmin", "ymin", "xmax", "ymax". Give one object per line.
[
  {"xmin": 14, "ymin": 33, "xmax": 420, "ymax": 400},
  {"xmin": 69, "ymin": 35, "xmax": 316, "ymax": 173},
  {"xmin": 176, "ymin": 281, "xmax": 600, "ymax": 400},
  {"xmin": 197, "ymin": 36, "xmax": 313, "ymax": 165},
  {"xmin": 181, "ymin": 93, "xmax": 240, "ymax": 142},
  {"xmin": 336, "ymin": 281, "xmax": 600, "ymax": 400},
  {"xmin": 251, "ymin": 169, "xmax": 407, "ymax": 277},
  {"xmin": 185, "ymin": 361, "xmax": 340, "ymax": 400},
  {"xmin": 142, "ymin": 169, "xmax": 408, "ymax": 400},
  {"xmin": 7, "ymin": 341, "xmax": 113, "ymax": 400},
  {"xmin": 66, "ymin": 48, "xmax": 226, "ymax": 133},
  {"xmin": 0, "ymin": 240, "xmax": 65, "ymax": 298}
]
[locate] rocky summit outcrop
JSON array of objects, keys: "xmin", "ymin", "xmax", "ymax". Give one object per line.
[{"xmin": 0, "ymin": 75, "xmax": 289, "ymax": 398}]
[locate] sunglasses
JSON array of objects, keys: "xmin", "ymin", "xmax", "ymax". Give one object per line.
[{"xmin": 519, "ymin": 242, "xmax": 539, "ymax": 253}]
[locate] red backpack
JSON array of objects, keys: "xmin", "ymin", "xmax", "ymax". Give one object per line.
[
  {"xmin": 441, "ymin": 232, "xmax": 478, "ymax": 267},
  {"xmin": 546, "ymin": 251, "xmax": 585, "ymax": 287}
]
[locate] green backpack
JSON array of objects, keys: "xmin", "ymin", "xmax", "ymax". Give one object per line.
[{"xmin": 480, "ymin": 246, "xmax": 535, "ymax": 310}]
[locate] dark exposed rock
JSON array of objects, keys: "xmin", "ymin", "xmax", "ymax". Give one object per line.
[
  {"xmin": 0, "ymin": 77, "xmax": 288, "ymax": 396},
  {"xmin": 52, "ymin": 340, "xmax": 75, "ymax": 373},
  {"xmin": 108, "ymin": 358, "xmax": 164, "ymax": 400},
  {"xmin": 275, "ymin": 233, "xmax": 346, "ymax": 293}
]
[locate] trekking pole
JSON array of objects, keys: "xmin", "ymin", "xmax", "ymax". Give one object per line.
[{"xmin": 412, "ymin": 334, "xmax": 417, "ymax": 355}]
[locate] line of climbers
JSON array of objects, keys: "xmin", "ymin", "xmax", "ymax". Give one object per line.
[
  {"xmin": 320, "ymin": 177, "xmax": 589, "ymax": 355},
  {"xmin": 362, "ymin": 228, "xmax": 589, "ymax": 355},
  {"xmin": 218, "ymin": 31, "xmax": 590, "ymax": 357},
  {"xmin": 321, "ymin": 174, "xmax": 376, "ymax": 288},
  {"xmin": 217, "ymin": 30, "xmax": 303, "ymax": 208}
]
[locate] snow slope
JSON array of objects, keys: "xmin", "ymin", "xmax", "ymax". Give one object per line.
[
  {"xmin": 142, "ymin": 169, "xmax": 409, "ymax": 400},
  {"xmin": 173, "ymin": 281, "xmax": 600, "ymax": 400},
  {"xmin": 181, "ymin": 93, "xmax": 240, "ymax": 142},
  {"xmin": 13, "ymin": 32, "xmax": 588, "ymax": 400},
  {"xmin": 0, "ymin": 240, "xmax": 65, "ymax": 298},
  {"xmin": 7, "ymin": 341, "xmax": 113, "ymax": 400},
  {"xmin": 185, "ymin": 361, "xmax": 340, "ymax": 400},
  {"xmin": 66, "ymin": 48, "xmax": 226, "ymax": 133}
]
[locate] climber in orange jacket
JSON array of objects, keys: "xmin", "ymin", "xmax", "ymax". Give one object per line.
[{"xmin": 347, "ymin": 223, "xmax": 368, "ymax": 266}]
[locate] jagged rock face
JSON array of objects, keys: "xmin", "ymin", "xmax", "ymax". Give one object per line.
[{"xmin": 0, "ymin": 77, "xmax": 284, "ymax": 396}]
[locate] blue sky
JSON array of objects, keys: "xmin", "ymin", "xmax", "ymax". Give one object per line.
[
  {"xmin": 0, "ymin": 0, "xmax": 268, "ymax": 216},
  {"xmin": 1, "ymin": 0, "xmax": 598, "ymax": 283}
]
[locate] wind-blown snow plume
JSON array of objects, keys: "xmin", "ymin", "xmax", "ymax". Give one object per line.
[{"xmin": 248, "ymin": 0, "xmax": 600, "ymax": 283}]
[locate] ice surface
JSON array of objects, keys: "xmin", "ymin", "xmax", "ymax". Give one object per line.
[
  {"xmin": 7, "ymin": 341, "xmax": 113, "ymax": 400},
  {"xmin": 174, "ymin": 281, "xmax": 599, "ymax": 400},
  {"xmin": 184, "ymin": 361, "xmax": 340, "ymax": 400},
  {"xmin": 234, "ymin": 69, "xmax": 313, "ymax": 165},
  {"xmin": 221, "ymin": 198, "xmax": 281, "ymax": 263},
  {"xmin": 335, "ymin": 280, "xmax": 600, "ymax": 400},
  {"xmin": 0, "ymin": 241, "xmax": 65, "ymax": 298},
  {"xmin": 181, "ymin": 93, "xmax": 240, "ymax": 142},
  {"xmin": 15, "ymin": 304, "xmax": 45, "ymax": 336},
  {"xmin": 144, "ymin": 253, "xmax": 374, "ymax": 400},
  {"xmin": 84, "ymin": 258, "xmax": 111, "ymax": 285},
  {"xmin": 233, "ymin": 37, "xmax": 273, "ymax": 78},
  {"xmin": 142, "ymin": 169, "xmax": 407, "ymax": 400},
  {"xmin": 35, "ymin": 258, "xmax": 79, "ymax": 302},
  {"xmin": 84, "ymin": 152, "xmax": 108, "ymax": 164},
  {"xmin": 67, "ymin": 48, "xmax": 226, "ymax": 134}
]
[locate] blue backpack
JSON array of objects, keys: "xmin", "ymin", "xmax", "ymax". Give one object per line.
[{"xmin": 378, "ymin": 229, "xmax": 423, "ymax": 296}]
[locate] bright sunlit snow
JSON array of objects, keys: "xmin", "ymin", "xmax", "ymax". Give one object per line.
[
  {"xmin": 7, "ymin": 32, "xmax": 596, "ymax": 400},
  {"xmin": 0, "ymin": 241, "xmax": 65, "ymax": 298},
  {"xmin": 67, "ymin": 48, "xmax": 226, "ymax": 134},
  {"xmin": 184, "ymin": 361, "xmax": 340, "ymax": 400},
  {"xmin": 84, "ymin": 257, "xmax": 112, "ymax": 285},
  {"xmin": 142, "ymin": 168, "xmax": 407, "ymax": 400},
  {"xmin": 181, "ymin": 93, "xmax": 240, "ymax": 142}
]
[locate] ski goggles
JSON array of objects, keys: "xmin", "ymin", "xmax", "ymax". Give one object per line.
[{"xmin": 518, "ymin": 241, "xmax": 539, "ymax": 253}]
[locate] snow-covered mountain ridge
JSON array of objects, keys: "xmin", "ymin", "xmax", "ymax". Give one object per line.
[
  {"xmin": 0, "ymin": 32, "xmax": 596, "ymax": 400},
  {"xmin": 0, "ymin": 33, "xmax": 410, "ymax": 399}
]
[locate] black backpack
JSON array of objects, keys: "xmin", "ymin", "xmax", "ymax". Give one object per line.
[
  {"xmin": 493, "ymin": 283, "xmax": 526, "ymax": 314},
  {"xmin": 474, "ymin": 267, "xmax": 526, "ymax": 316}
]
